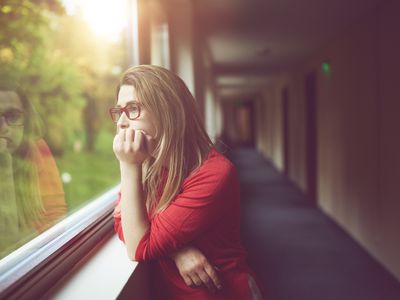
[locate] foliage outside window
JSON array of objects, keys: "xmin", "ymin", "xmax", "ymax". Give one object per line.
[{"xmin": 0, "ymin": 0, "xmax": 128, "ymax": 259}]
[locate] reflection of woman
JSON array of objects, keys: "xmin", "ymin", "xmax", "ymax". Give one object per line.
[
  {"xmin": 113, "ymin": 65, "xmax": 263, "ymax": 299},
  {"xmin": 0, "ymin": 87, "xmax": 66, "ymax": 257}
]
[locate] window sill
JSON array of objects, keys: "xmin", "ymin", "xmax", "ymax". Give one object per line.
[
  {"xmin": 0, "ymin": 186, "xmax": 121, "ymax": 299},
  {"xmin": 44, "ymin": 235, "xmax": 138, "ymax": 299}
]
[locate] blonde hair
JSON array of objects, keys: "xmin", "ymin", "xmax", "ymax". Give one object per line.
[
  {"xmin": 0, "ymin": 90, "xmax": 44, "ymax": 232},
  {"xmin": 117, "ymin": 65, "xmax": 214, "ymax": 215}
]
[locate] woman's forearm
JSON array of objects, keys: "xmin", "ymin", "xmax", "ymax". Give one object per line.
[{"xmin": 119, "ymin": 162, "xmax": 149, "ymax": 260}]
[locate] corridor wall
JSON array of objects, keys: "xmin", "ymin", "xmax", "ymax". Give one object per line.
[{"xmin": 256, "ymin": 0, "xmax": 400, "ymax": 281}]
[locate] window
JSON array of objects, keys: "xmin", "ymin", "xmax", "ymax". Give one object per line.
[{"xmin": 0, "ymin": 0, "xmax": 132, "ymax": 295}]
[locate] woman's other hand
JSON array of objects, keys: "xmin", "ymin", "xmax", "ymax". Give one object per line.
[
  {"xmin": 113, "ymin": 128, "xmax": 155, "ymax": 165},
  {"xmin": 171, "ymin": 246, "xmax": 222, "ymax": 293}
]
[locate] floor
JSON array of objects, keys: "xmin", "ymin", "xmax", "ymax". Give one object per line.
[{"xmin": 228, "ymin": 147, "xmax": 400, "ymax": 300}]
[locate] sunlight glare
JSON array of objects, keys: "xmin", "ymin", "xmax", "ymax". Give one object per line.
[{"xmin": 62, "ymin": 0, "xmax": 128, "ymax": 42}]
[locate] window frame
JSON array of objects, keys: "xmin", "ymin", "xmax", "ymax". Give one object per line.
[{"xmin": 0, "ymin": 185, "xmax": 120, "ymax": 300}]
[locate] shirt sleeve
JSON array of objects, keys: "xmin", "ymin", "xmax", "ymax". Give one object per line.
[
  {"xmin": 112, "ymin": 157, "xmax": 239, "ymax": 261},
  {"xmin": 113, "ymin": 192, "xmax": 125, "ymax": 243},
  {"xmin": 135, "ymin": 160, "xmax": 238, "ymax": 261}
]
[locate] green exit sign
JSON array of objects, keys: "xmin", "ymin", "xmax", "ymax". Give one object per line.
[{"xmin": 321, "ymin": 61, "xmax": 331, "ymax": 75}]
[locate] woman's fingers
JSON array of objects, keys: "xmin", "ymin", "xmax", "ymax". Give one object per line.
[
  {"xmin": 204, "ymin": 264, "xmax": 222, "ymax": 290},
  {"xmin": 113, "ymin": 128, "xmax": 151, "ymax": 164},
  {"xmin": 135, "ymin": 130, "xmax": 156, "ymax": 155},
  {"xmin": 125, "ymin": 127, "xmax": 134, "ymax": 144},
  {"xmin": 182, "ymin": 275, "xmax": 194, "ymax": 288},
  {"xmin": 189, "ymin": 273, "xmax": 203, "ymax": 288},
  {"xmin": 134, "ymin": 129, "xmax": 145, "ymax": 152},
  {"xmin": 186, "ymin": 266, "xmax": 221, "ymax": 293},
  {"xmin": 198, "ymin": 269, "xmax": 216, "ymax": 293},
  {"xmin": 113, "ymin": 129, "xmax": 125, "ymax": 152},
  {"xmin": 172, "ymin": 245, "xmax": 222, "ymax": 293}
]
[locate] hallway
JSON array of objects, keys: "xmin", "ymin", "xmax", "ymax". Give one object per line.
[
  {"xmin": 229, "ymin": 148, "xmax": 400, "ymax": 300},
  {"xmin": 2, "ymin": 1, "xmax": 400, "ymax": 299}
]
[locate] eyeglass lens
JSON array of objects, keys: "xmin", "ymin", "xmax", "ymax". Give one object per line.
[
  {"xmin": 110, "ymin": 104, "xmax": 139, "ymax": 122},
  {"xmin": 0, "ymin": 110, "xmax": 24, "ymax": 126}
]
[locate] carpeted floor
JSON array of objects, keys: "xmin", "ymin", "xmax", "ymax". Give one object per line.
[{"xmin": 227, "ymin": 147, "xmax": 400, "ymax": 300}]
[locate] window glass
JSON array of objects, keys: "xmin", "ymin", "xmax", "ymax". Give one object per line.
[{"xmin": 0, "ymin": 0, "xmax": 128, "ymax": 259}]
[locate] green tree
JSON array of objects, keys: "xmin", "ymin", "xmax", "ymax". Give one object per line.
[
  {"xmin": 46, "ymin": 13, "xmax": 125, "ymax": 152},
  {"xmin": 1, "ymin": 0, "xmax": 126, "ymax": 154},
  {"xmin": 0, "ymin": 0, "xmax": 85, "ymax": 155}
]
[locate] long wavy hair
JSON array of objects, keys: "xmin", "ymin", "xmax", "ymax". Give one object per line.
[
  {"xmin": 13, "ymin": 90, "xmax": 45, "ymax": 229},
  {"xmin": 116, "ymin": 65, "xmax": 214, "ymax": 215}
]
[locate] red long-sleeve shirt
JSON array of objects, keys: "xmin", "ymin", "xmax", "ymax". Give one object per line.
[{"xmin": 114, "ymin": 148, "xmax": 264, "ymax": 299}]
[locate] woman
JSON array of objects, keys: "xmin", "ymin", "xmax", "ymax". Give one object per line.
[
  {"xmin": 112, "ymin": 65, "xmax": 263, "ymax": 299},
  {"xmin": 0, "ymin": 86, "xmax": 66, "ymax": 258}
]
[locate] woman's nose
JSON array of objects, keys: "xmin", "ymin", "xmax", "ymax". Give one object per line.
[
  {"xmin": 117, "ymin": 113, "xmax": 129, "ymax": 130},
  {"xmin": 0, "ymin": 116, "xmax": 10, "ymax": 131}
]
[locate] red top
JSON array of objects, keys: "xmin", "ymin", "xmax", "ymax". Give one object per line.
[
  {"xmin": 114, "ymin": 148, "xmax": 263, "ymax": 299},
  {"xmin": 34, "ymin": 139, "xmax": 67, "ymax": 232}
]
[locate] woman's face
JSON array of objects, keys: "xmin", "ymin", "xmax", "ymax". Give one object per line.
[
  {"xmin": 0, "ymin": 91, "xmax": 24, "ymax": 154},
  {"xmin": 116, "ymin": 85, "xmax": 157, "ymax": 138}
]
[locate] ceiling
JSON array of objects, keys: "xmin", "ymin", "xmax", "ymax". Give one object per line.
[{"xmin": 192, "ymin": 0, "xmax": 383, "ymax": 100}]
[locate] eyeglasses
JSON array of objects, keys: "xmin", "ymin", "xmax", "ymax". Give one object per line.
[
  {"xmin": 0, "ymin": 109, "xmax": 24, "ymax": 126},
  {"xmin": 109, "ymin": 102, "xmax": 141, "ymax": 123}
]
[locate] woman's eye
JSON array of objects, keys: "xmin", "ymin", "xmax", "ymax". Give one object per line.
[
  {"xmin": 127, "ymin": 105, "xmax": 138, "ymax": 112},
  {"xmin": 7, "ymin": 111, "xmax": 23, "ymax": 121}
]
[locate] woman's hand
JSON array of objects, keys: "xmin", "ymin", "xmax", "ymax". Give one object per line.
[
  {"xmin": 113, "ymin": 128, "xmax": 156, "ymax": 165},
  {"xmin": 171, "ymin": 246, "xmax": 222, "ymax": 293}
]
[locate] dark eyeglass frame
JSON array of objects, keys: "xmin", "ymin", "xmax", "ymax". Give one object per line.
[
  {"xmin": 0, "ymin": 109, "xmax": 24, "ymax": 126},
  {"xmin": 109, "ymin": 101, "xmax": 141, "ymax": 123}
]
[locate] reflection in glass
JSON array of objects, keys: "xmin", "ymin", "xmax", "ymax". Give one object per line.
[
  {"xmin": 0, "ymin": 0, "xmax": 124, "ymax": 260},
  {"xmin": 0, "ymin": 89, "xmax": 67, "ymax": 258}
]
